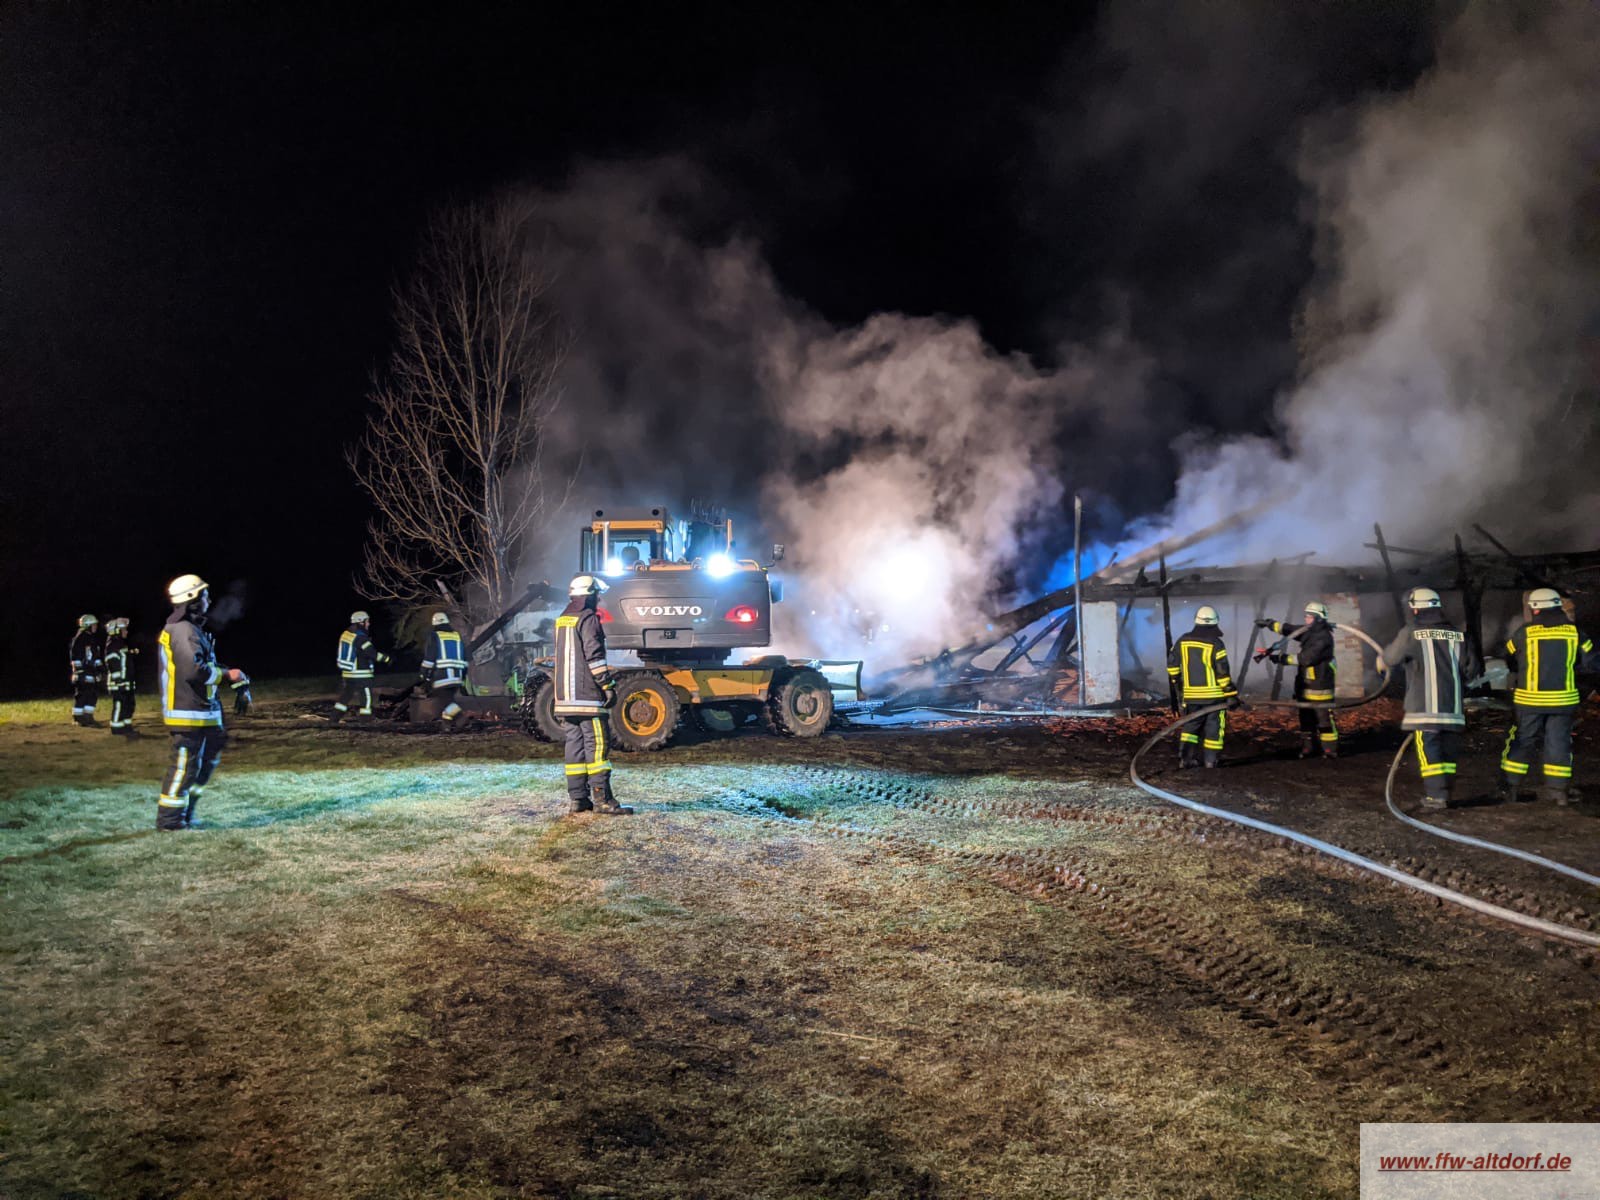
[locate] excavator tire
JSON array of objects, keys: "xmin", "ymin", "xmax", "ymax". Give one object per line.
[
  {"xmin": 608, "ymin": 672, "xmax": 682, "ymax": 752},
  {"xmin": 764, "ymin": 667, "xmax": 833, "ymax": 738},
  {"xmin": 517, "ymin": 675, "xmax": 562, "ymax": 742}
]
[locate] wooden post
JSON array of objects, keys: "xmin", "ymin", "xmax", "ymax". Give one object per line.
[
  {"xmin": 1159, "ymin": 554, "xmax": 1178, "ymax": 714},
  {"xmin": 1234, "ymin": 559, "xmax": 1279, "ymax": 693},
  {"xmin": 1372, "ymin": 523, "xmax": 1408, "ymax": 628},
  {"xmin": 1073, "ymin": 494, "xmax": 1086, "ymax": 707},
  {"xmin": 1454, "ymin": 533, "xmax": 1485, "ymax": 670}
]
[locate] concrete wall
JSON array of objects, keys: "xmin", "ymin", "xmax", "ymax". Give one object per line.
[{"xmin": 1081, "ymin": 601, "xmax": 1123, "ymax": 705}]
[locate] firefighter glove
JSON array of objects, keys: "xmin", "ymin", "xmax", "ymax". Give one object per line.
[
  {"xmin": 377, "ymin": 651, "xmax": 391, "ymax": 664},
  {"xmin": 1227, "ymin": 696, "xmax": 1246, "ymax": 711},
  {"xmin": 1253, "ymin": 617, "xmax": 1274, "ymax": 629}
]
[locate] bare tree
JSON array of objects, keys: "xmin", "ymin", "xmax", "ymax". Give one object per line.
[{"xmin": 348, "ymin": 198, "xmax": 570, "ymax": 622}]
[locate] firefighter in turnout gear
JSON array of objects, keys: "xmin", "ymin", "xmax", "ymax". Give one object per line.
[
  {"xmin": 1498, "ymin": 588, "xmax": 1600, "ymax": 806},
  {"xmin": 157, "ymin": 575, "xmax": 249, "ymax": 830},
  {"xmin": 1379, "ymin": 587, "xmax": 1482, "ymax": 811},
  {"xmin": 553, "ymin": 575, "xmax": 631, "ymax": 815},
  {"xmin": 1256, "ymin": 600, "xmax": 1339, "ymax": 758},
  {"xmin": 420, "ymin": 611, "xmax": 468, "ymax": 731},
  {"xmin": 332, "ymin": 610, "xmax": 390, "ymax": 723},
  {"xmin": 1167, "ymin": 606, "xmax": 1239, "ymax": 769},
  {"xmin": 69, "ymin": 614, "xmax": 104, "ymax": 725},
  {"xmin": 104, "ymin": 617, "xmax": 139, "ymax": 737}
]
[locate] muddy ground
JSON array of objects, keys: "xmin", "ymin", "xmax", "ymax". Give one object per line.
[{"xmin": 2, "ymin": 690, "xmax": 1597, "ymax": 1198}]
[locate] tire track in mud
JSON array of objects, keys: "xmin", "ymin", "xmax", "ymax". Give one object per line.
[
  {"xmin": 707, "ymin": 769, "xmax": 1575, "ymax": 1109},
  {"xmin": 784, "ymin": 765, "xmax": 1600, "ymax": 956}
]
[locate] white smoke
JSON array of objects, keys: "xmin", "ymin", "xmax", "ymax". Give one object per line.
[
  {"xmin": 1130, "ymin": 2, "xmax": 1600, "ymax": 563},
  {"xmin": 513, "ymin": 162, "xmax": 1152, "ymax": 665}
]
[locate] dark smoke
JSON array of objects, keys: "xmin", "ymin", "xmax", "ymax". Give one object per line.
[{"xmin": 503, "ymin": 1, "xmax": 1598, "ymax": 667}]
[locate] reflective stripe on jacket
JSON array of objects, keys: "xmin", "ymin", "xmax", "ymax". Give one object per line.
[
  {"xmin": 1505, "ymin": 613, "xmax": 1599, "ymax": 710},
  {"xmin": 422, "ymin": 628, "xmax": 467, "ymax": 688},
  {"xmin": 1270, "ymin": 618, "xmax": 1336, "ymax": 701},
  {"xmin": 553, "ymin": 599, "xmax": 608, "ymax": 715},
  {"xmin": 1167, "ymin": 627, "xmax": 1236, "ymax": 701},
  {"xmin": 159, "ymin": 611, "xmax": 224, "ymax": 728},
  {"xmin": 1381, "ymin": 612, "xmax": 1480, "ymax": 729},
  {"xmin": 70, "ymin": 631, "xmax": 103, "ymax": 678},
  {"xmin": 337, "ymin": 626, "xmax": 382, "ymax": 678},
  {"xmin": 105, "ymin": 635, "xmax": 134, "ymax": 689}
]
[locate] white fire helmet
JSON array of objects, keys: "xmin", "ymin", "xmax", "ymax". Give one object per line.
[
  {"xmin": 106, "ymin": 617, "xmax": 129, "ymax": 634},
  {"xmin": 1528, "ymin": 588, "xmax": 1563, "ymax": 611},
  {"xmin": 1194, "ymin": 605, "xmax": 1220, "ymax": 626},
  {"xmin": 1407, "ymin": 587, "xmax": 1442, "ymax": 610},
  {"xmin": 569, "ymin": 574, "xmax": 610, "ymax": 597},
  {"xmin": 350, "ymin": 610, "xmax": 370, "ymax": 625},
  {"xmin": 1304, "ymin": 601, "xmax": 1329, "ymax": 620},
  {"xmin": 78, "ymin": 613, "xmax": 98, "ymax": 629},
  {"xmin": 167, "ymin": 574, "xmax": 209, "ymax": 605},
  {"xmin": 430, "ymin": 611, "xmax": 452, "ymax": 627}
]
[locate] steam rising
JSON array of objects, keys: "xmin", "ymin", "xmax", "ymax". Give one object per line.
[
  {"xmin": 1129, "ymin": 3, "xmax": 1600, "ymax": 563},
  {"xmin": 512, "ymin": 3, "xmax": 1597, "ymax": 668}
]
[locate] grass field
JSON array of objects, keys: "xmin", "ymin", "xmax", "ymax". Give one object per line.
[{"xmin": 3, "ymin": 688, "xmax": 1597, "ymax": 1199}]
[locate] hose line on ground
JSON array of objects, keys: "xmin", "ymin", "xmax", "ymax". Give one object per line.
[
  {"xmin": 1127, "ymin": 624, "xmax": 1600, "ymax": 949},
  {"xmin": 1383, "ymin": 738, "xmax": 1600, "ymax": 889}
]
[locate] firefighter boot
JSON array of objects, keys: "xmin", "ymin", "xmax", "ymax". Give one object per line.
[
  {"xmin": 1543, "ymin": 785, "xmax": 1574, "ymax": 807},
  {"xmin": 591, "ymin": 777, "xmax": 633, "ymax": 816},
  {"xmin": 1321, "ymin": 741, "xmax": 1338, "ymax": 760},
  {"xmin": 1420, "ymin": 781, "xmax": 1451, "ymax": 811},
  {"xmin": 1178, "ymin": 743, "xmax": 1199, "ymax": 770},
  {"xmin": 1298, "ymin": 735, "xmax": 1317, "ymax": 759},
  {"xmin": 1496, "ymin": 777, "xmax": 1519, "ymax": 804},
  {"xmin": 183, "ymin": 788, "xmax": 204, "ymax": 829}
]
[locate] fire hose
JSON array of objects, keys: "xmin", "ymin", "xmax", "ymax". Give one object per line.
[{"xmin": 1128, "ymin": 623, "xmax": 1600, "ymax": 949}]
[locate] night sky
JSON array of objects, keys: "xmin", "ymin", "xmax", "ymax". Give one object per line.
[{"xmin": 0, "ymin": 2, "xmax": 1442, "ymax": 696}]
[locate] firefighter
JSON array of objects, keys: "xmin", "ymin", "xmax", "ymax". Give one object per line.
[
  {"xmin": 420, "ymin": 611, "xmax": 469, "ymax": 732},
  {"xmin": 1167, "ymin": 605, "xmax": 1239, "ymax": 768},
  {"xmin": 332, "ymin": 610, "xmax": 390, "ymax": 723},
  {"xmin": 69, "ymin": 614, "xmax": 104, "ymax": 726},
  {"xmin": 1256, "ymin": 600, "xmax": 1339, "ymax": 758},
  {"xmin": 1498, "ymin": 588, "xmax": 1600, "ymax": 806},
  {"xmin": 1379, "ymin": 587, "xmax": 1481, "ymax": 811},
  {"xmin": 552, "ymin": 575, "xmax": 631, "ymax": 815},
  {"xmin": 156, "ymin": 575, "xmax": 250, "ymax": 831},
  {"xmin": 105, "ymin": 617, "xmax": 140, "ymax": 737}
]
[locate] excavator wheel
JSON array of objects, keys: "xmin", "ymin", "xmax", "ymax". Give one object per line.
[
  {"xmin": 764, "ymin": 667, "xmax": 833, "ymax": 738},
  {"xmin": 608, "ymin": 672, "xmax": 682, "ymax": 752},
  {"xmin": 517, "ymin": 675, "xmax": 562, "ymax": 743},
  {"xmin": 691, "ymin": 703, "xmax": 750, "ymax": 736}
]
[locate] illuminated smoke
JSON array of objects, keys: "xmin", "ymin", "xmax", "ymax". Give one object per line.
[{"xmin": 1126, "ymin": 2, "xmax": 1600, "ymax": 564}]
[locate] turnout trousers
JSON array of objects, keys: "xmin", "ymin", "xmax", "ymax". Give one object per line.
[
  {"xmin": 158, "ymin": 727, "xmax": 228, "ymax": 830},
  {"xmin": 1295, "ymin": 683, "xmax": 1338, "ymax": 752},
  {"xmin": 334, "ymin": 679, "xmax": 374, "ymax": 717},
  {"xmin": 73, "ymin": 678, "xmax": 100, "ymax": 721},
  {"xmin": 109, "ymin": 686, "xmax": 136, "ymax": 730},
  {"xmin": 1501, "ymin": 707, "xmax": 1576, "ymax": 798},
  {"xmin": 1179, "ymin": 702, "xmax": 1227, "ymax": 767},
  {"xmin": 560, "ymin": 715, "xmax": 612, "ymax": 804},
  {"xmin": 1412, "ymin": 728, "xmax": 1461, "ymax": 804},
  {"xmin": 434, "ymin": 684, "xmax": 463, "ymax": 725}
]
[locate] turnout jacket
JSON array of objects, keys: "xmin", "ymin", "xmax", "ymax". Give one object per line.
[
  {"xmin": 105, "ymin": 634, "xmax": 135, "ymax": 690},
  {"xmin": 158, "ymin": 609, "xmax": 228, "ymax": 728},
  {"xmin": 1380, "ymin": 610, "xmax": 1481, "ymax": 729},
  {"xmin": 421, "ymin": 626, "xmax": 467, "ymax": 689},
  {"xmin": 1504, "ymin": 611, "xmax": 1599, "ymax": 710},
  {"xmin": 70, "ymin": 630, "xmax": 104, "ymax": 683},
  {"xmin": 1267, "ymin": 617, "xmax": 1336, "ymax": 700},
  {"xmin": 337, "ymin": 624, "xmax": 387, "ymax": 678},
  {"xmin": 1167, "ymin": 626, "xmax": 1237, "ymax": 702},
  {"xmin": 552, "ymin": 598, "xmax": 609, "ymax": 715}
]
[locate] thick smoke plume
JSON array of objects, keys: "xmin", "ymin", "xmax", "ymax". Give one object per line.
[
  {"xmin": 517, "ymin": 163, "xmax": 1153, "ymax": 663},
  {"xmin": 1128, "ymin": 2, "xmax": 1600, "ymax": 564},
  {"xmin": 504, "ymin": 3, "xmax": 1597, "ymax": 671}
]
